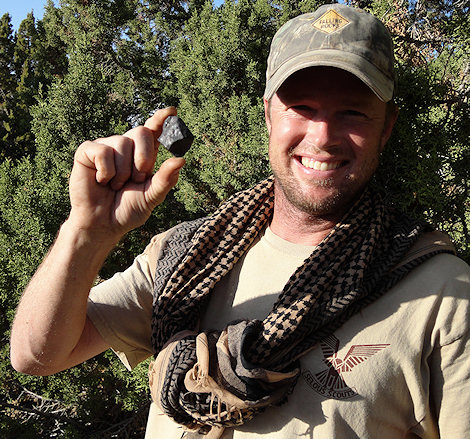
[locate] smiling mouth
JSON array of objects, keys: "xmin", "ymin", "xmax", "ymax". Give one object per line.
[{"xmin": 300, "ymin": 157, "xmax": 343, "ymax": 171}]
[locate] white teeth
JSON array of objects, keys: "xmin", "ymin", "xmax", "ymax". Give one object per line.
[{"xmin": 301, "ymin": 157, "xmax": 341, "ymax": 171}]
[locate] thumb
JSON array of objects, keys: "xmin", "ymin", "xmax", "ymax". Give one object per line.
[
  {"xmin": 144, "ymin": 106, "xmax": 177, "ymax": 143},
  {"xmin": 145, "ymin": 157, "xmax": 185, "ymax": 208}
]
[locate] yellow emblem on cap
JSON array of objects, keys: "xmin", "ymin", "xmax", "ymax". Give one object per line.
[{"xmin": 313, "ymin": 9, "xmax": 350, "ymax": 34}]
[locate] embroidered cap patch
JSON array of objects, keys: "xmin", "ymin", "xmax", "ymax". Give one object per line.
[{"xmin": 313, "ymin": 9, "xmax": 350, "ymax": 34}]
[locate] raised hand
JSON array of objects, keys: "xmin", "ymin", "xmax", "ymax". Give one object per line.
[
  {"xmin": 10, "ymin": 107, "xmax": 188, "ymax": 376},
  {"xmin": 68, "ymin": 107, "xmax": 185, "ymax": 242}
]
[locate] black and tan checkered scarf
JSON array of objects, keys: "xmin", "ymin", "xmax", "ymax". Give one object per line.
[{"xmin": 149, "ymin": 177, "xmax": 446, "ymax": 438}]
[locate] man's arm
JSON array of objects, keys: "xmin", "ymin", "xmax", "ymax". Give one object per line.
[{"xmin": 10, "ymin": 107, "xmax": 185, "ymax": 376}]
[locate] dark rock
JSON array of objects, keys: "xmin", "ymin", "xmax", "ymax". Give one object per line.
[{"xmin": 157, "ymin": 116, "xmax": 194, "ymax": 157}]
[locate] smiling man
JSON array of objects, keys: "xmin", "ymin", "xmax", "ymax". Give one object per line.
[
  {"xmin": 11, "ymin": 4, "xmax": 470, "ymax": 439},
  {"xmin": 267, "ymin": 67, "xmax": 397, "ymax": 244}
]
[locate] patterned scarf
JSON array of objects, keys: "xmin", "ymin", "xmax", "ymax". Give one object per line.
[{"xmin": 149, "ymin": 177, "xmax": 446, "ymax": 438}]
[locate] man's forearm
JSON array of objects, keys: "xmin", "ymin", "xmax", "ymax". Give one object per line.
[
  {"xmin": 10, "ymin": 108, "xmax": 184, "ymax": 375},
  {"xmin": 10, "ymin": 219, "xmax": 117, "ymax": 375}
]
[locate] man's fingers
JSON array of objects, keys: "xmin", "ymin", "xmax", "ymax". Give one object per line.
[
  {"xmin": 120, "ymin": 107, "xmax": 178, "ymax": 183},
  {"xmin": 146, "ymin": 157, "xmax": 185, "ymax": 208},
  {"xmin": 144, "ymin": 107, "xmax": 177, "ymax": 141},
  {"xmin": 74, "ymin": 107, "xmax": 179, "ymax": 191},
  {"xmin": 109, "ymin": 136, "xmax": 134, "ymax": 191},
  {"xmin": 74, "ymin": 141, "xmax": 116, "ymax": 185},
  {"xmin": 123, "ymin": 126, "xmax": 157, "ymax": 183}
]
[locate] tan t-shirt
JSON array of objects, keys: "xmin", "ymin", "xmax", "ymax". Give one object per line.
[{"xmin": 88, "ymin": 227, "xmax": 470, "ymax": 438}]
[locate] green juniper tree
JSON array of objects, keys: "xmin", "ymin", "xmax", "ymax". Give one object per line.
[
  {"xmin": 363, "ymin": 0, "xmax": 470, "ymax": 260},
  {"xmin": 0, "ymin": 1, "xmax": 183, "ymax": 436},
  {"xmin": 0, "ymin": 14, "xmax": 17, "ymax": 161},
  {"xmin": 169, "ymin": 0, "xmax": 275, "ymax": 213},
  {"xmin": 0, "ymin": 6, "xmax": 68, "ymax": 162},
  {"xmin": 1, "ymin": 0, "xmax": 469, "ymax": 436}
]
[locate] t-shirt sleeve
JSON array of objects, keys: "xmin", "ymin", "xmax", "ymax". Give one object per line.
[
  {"xmin": 428, "ymin": 257, "xmax": 470, "ymax": 437},
  {"xmin": 87, "ymin": 234, "xmax": 163, "ymax": 370},
  {"xmin": 430, "ymin": 331, "xmax": 470, "ymax": 437}
]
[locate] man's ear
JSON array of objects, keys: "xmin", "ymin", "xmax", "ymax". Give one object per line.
[
  {"xmin": 263, "ymin": 97, "xmax": 272, "ymax": 134},
  {"xmin": 380, "ymin": 103, "xmax": 399, "ymax": 151}
]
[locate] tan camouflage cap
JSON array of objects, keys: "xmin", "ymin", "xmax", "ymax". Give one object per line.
[{"xmin": 264, "ymin": 4, "xmax": 395, "ymax": 102}]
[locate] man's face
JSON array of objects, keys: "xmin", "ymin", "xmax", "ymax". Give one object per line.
[{"xmin": 265, "ymin": 67, "xmax": 396, "ymax": 219}]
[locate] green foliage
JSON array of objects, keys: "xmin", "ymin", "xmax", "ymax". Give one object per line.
[
  {"xmin": 1, "ymin": 341, "xmax": 150, "ymax": 438},
  {"xmin": 0, "ymin": 7, "xmax": 68, "ymax": 161},
  {"xmin": 0, "ymin": 14, "xmax": 15, "ymax": 95},
  {"xmin": 170, "ymin": 0, "xmax": 274, "ymax": 213},
  {"xmin": 368, "ymin": 0, "xmax": 470, "ymax": 260},
  {"xmin": 1, "ymin": 0, "xmax": 469, "ymax": 436}
]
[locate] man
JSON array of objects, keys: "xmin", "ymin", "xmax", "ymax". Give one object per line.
[{"xmin": 10, "ymin": 4, "xmax": 470, "ymax": 438}]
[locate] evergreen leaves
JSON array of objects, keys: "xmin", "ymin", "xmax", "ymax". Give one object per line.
[{"xmin": 0, "ymin": 0, "xmax": 469, "ymax": 436}]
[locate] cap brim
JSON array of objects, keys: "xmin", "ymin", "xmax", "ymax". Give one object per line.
[{"xmin": 264, "ymin": 49, "xmax": 394, "ymax": 102}]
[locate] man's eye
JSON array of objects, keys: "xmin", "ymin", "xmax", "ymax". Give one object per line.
[
  {"xmin": 291, "ymin": 105, "xmax": 312, "ymax": 113},
  {"xmin": 342, "ymin": 110, "xmax": 367, "ymax": 118}
]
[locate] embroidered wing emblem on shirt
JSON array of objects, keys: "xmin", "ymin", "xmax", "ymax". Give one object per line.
[{"xmin": 302, "ymin": 335, "xmax": 390, "ymax": 400}]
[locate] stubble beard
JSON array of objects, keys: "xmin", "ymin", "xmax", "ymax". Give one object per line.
[
  {"xmin": 272, "ymin": 156, "xmax": 379, "ymax": 218},
  {"xmin": 273, "ymin": 173, "xmax": 351, "ymax": 217}
]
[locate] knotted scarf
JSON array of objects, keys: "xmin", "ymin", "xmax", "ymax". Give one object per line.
[{"xmin": 149, "ymin": 177, "xmax": 448, "ymax": 437}]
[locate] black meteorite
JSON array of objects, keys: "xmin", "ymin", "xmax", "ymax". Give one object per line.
[{"xmin": 157, "ymin": 116, "xmax": 194, "ymax": 157}]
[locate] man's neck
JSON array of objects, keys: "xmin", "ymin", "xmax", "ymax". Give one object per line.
[{"xmin": 269, "ymin": 190, "xmax": 345, "ymax": 246}]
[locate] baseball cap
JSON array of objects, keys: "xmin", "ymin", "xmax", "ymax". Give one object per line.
[{"xmin": 264, "ymin": 4, "xmax": 395, "ymax": 102}]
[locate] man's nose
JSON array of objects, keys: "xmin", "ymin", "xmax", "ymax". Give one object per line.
[{"xmin": 305, "ymin": 119, "xmax": 340, "ymax": 150}]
